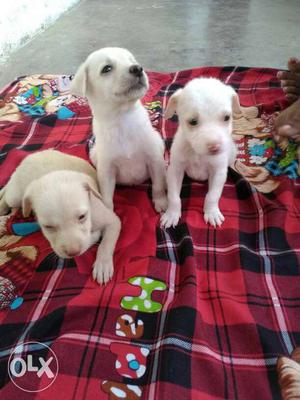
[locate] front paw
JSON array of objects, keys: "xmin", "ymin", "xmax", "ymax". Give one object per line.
[
  {"xmin": 92, "ymin": 253, "xmax": 114, "ymax": 285},
  {"xmin": 0, "ymin": 201, "xmax": 9, "ymax": 216},
  {"xmin": 204, "ymin": 207, "xmax": 225, "ymax": 227},
  {"xmin": 153, "ymin": 194, "xmax": 168, "ymax": 213},
  {"xmin": 103, "ymin": 198, "xmax": 114, "ymax": 211},
  {"xmin": 160, "ymin": 208, "xmax": 181, "ymax": 228}
]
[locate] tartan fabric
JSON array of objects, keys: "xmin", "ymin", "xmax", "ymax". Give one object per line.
[{"xmin": 0, "ymin": 67, "xmax": 299, "ymax": 400}]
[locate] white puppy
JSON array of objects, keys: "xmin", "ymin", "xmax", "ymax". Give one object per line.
[
  {"xmin": 0, "ymin": 150, "xmax": 121, "ymax": 284},
  {"xmin": 161, "ymin": 78, "xmax": 240, "ymax": 228},
  {"xmin": 71, "ymin": 47, "xmax": 167, "ymax": 212}
]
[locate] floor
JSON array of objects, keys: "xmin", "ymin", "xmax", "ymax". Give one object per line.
[
  {"xmin": 0, "ymin": 0, "xmax": 300, "ymax": 88},
  {"xmin": 0, "ymin": 0, "xmax": 79, "ymax": 64}
]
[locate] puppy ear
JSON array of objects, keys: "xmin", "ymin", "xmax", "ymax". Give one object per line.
[
  {"xmin": 164, "ymin": 89, "xmax": 182, "ymax": 119},
  {"xmin": 22, "ymin": 192, "xmax": 33, "ymax": 218},
  {"xmin": 71, "ymin": 61, "xmax": 88, "ymax": 97},
  {"xmin": 227, "ymin": 86, "xmax": 241, "ymax": 114},
  {"xmin": 83, "ymin": 181, "xmax": 102, "ymax": 200}
]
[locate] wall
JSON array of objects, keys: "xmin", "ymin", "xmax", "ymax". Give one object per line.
[{"xmin": 0, "ymin": 0, "xmax": 79, "ymax": 63}]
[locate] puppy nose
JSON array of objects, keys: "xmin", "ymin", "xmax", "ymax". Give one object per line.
[
  {"xmin": 129, "ymin": 64, "xmax": 143, "ymax": 77},
  {"xmin": 208, "ymin": 142, "xmax": 221, "ymax": 154},
  {"xmin": 67, "ymin": 251, "xmax": 79, "ymax": 258},
  {"xmin": 65, "ymin": 248, "xmax": 80, "ymax": 258}
]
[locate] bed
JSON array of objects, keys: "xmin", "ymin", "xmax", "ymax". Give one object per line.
[{"xmin": 0, "ymin": 66, "xmax": 299, "ymax": 399}]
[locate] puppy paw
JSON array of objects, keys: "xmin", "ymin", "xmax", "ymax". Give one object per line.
[
  {"xmin": 92, "ymin": 253, "xmax": 114, "ymax": 285},
  {"xmin": 153, "ymin": 194, "xmax": 168, "ymax": 213},
  {"xmin": 160, "ymin": 209, "xmax": 181, "ymax": 228},
  {"xmin": 103, "ymin": 199, "xmax": 114, "ymax": 211},
  {"xmin": 0, "ymin": 201, "xmax": 9, "ymax": 216},
  {"xmin": 204, "ymin": 207, "xmax": 225, "ymax": 227}
]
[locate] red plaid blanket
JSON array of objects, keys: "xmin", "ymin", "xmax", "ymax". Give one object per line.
[{"xmin": 0, "ymin": 67, "xmax": 299, "ymax": 399}]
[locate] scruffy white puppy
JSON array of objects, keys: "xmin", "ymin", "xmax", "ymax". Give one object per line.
[
  {"xmin": 0, "ymin": 150, "xmax": 121, "ymax": 284},
  {"xmin": 161, "ymin": 78, "xmax": 240, "ymax": 228},
  {"xmin": 71, "ymin": 47, "xmax": 167, "ymax": 212}
]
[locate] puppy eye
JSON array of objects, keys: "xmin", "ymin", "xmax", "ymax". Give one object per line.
[
  {"xmin": 78, "ymin": 213, "xmax": 87, "ymax": 222},
  {"xmin": 44, "ymin": 225, "xmax": 55, "ymax": 231},
  {"xmin": 101, "ymin": 65, "xmax": 112, "ymax": 74},
  {"xmin": 188, "ymin": 118, "xmax": 198, "ymax": 126},
  {"xmin": 224, "ymin": 115, "xmax": 231, "ymax": 122}
]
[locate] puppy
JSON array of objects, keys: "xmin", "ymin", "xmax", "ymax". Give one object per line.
[
  {"xmin": 0, "ymin": 150, "xmax": 121, "ymax": 284},
  {"xmin": 160, "ymin": 78, "xmax": 240, "ymax": 228},
  {"xmin": 0, "ymin": 149, "xmax": 97, "ymax": 215},
  {"xmin": 71, "ymin": 47, "xmax": 167, "ymax": 212}
]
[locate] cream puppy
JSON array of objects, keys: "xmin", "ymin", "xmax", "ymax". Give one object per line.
[
  {"xmin": 0, "ymin": 150, "xmax": 121, "ymax": 284},
  {"xmin": 161, "ymin": 78, "xmax": 240, "ymax": 228},
  {"xmin": 71, "ymin": 47, "xmax": 167, "ymax": 212},
  {"xmin": 0, "ymin": 149, "xmax": 97, "ymax": 215}
]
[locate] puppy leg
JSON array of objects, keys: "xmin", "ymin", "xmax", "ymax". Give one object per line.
[
  {"xmin": 160, "ymin": 163, "xmax": 184, "ymax": 228},
  {"xmin": 0, "ymin": 189, "xmax": 9, "ymax": 215},
  {"xmin": 0, "ymin": 201, "xmax": 9, "ymax": 215},
  {"xmin": 89, "ymin": 145, "xmax": 97, "ymax": 167},
  {"xmin": 204, "ymin": 169, "xmax": 227, "ymax": 227},
  {"xmin": 92, "ymin": 212, "xmax": 121, "ymax": 285},
  {"xmin": 148, "ymin": 155, "xmax": 168, "ymax": 212},
  {"xmin": 0, "ymin": 183, "xmax": 22, "ymax": 215},
  {"xmin": 97, "ymin": 164, "xmax": 116, "ymax": 210}
]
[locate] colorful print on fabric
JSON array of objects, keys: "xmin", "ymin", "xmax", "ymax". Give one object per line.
[
  {"xmin": 121, "ymin": 276, "xmax": 167, "ymax": 313},
  {"xmin": 0, "ymin": 213, "xmax": 39, "ymax": 310},
  {"xmin": 101, "ymin": 381, "xmax": 142, "ymax": 400},
  {"xmin": 110, "ymin": 343, "xmax": 150, "ymax": 379},
  {"xmin": 115, "ymin": 314, "xmax": 144, "ymax": 339}
]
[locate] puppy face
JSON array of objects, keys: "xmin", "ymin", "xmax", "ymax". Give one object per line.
[
  {"xmin": 165, "ymin": 78, "xmax": 241, "ymax": 155},
  {"xmin": 23, "ymin": 172, "xmax": 99, "ymax": 259},
  {"xmin": 71, "ymin": 47, "xmax": 149, "ymax": 104}
]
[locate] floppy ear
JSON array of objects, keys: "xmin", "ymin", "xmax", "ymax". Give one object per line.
[
  {"xmin": 227, "ymin": 86, "xmax": 241, "ymax": 114},
  {"xmin": 71, "ymin": 61, "xmax": 88, "ymax": 97},
  {"xmin": 83, "ymin": 181, "xmax": 102, "ymax": 200},
  {"xmin": 22, "ymin": 191, "xmax": 33, "ymax": 218},
  {"xmin": 164, "ymin": 89, "xmax": 183, "ymax": 119}
]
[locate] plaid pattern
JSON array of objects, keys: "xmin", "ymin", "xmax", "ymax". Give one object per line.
[{"xmin": 0, "ymin": 67, "xmax": 299, "ymax": 399}]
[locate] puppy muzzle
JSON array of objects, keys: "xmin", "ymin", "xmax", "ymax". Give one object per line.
[
  {"xmin": 207, "ymin": 141, "xmax": 223, "ymax": 155},
  {"xmin": 129, "ymin": 64, "xmax": 144, "ymax": 78},
  {"xmin": 129, "ymin": 73, "xmax": 147, "ymax": 91},
  {"xmin": 55, "ymin": 241, "xmax": 88, "ymax": 259}
]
